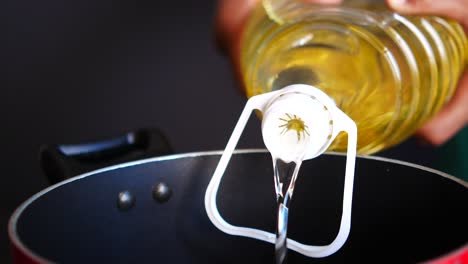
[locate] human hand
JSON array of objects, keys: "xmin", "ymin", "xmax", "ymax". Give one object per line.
[{"xmin": 386, "ymin": 0, "xmax": 468, "ymax": 145}]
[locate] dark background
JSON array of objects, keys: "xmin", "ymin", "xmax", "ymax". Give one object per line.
[{"xmin": 2, "ymin": 0, "xmax": 448, "ymax": 263}]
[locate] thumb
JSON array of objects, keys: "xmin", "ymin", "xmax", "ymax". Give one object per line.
[{"xmin": 386, "ymin": 0, "xmax": 468, "ymax": 29}]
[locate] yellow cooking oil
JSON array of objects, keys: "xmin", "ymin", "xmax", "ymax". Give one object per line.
[{"xmin": 240, "ymin": 0, "xmax": 467, "ymax": 154}]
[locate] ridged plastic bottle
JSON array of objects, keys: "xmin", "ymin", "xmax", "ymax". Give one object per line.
[{"xmin": 241, "ymin": 0, "xmax": 467, "ymax": 154}]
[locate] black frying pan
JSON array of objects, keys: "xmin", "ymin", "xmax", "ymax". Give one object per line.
[{"xmin": 8, "ymin": 141, "xmax": 468, "ymax": 263}]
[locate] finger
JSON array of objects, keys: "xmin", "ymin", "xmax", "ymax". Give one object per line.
[
  {"xmin": 416, "ymin": 71, "xmax": 468, "ymax": 145},
  {"xmin": 215, "ymin": 0, "xmax": 259, "ymax": 54},
  {"xmin": 386, "ymin": 0, "xmax": 468, "ymax": 29}
]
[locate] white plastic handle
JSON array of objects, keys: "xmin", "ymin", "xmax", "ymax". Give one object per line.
[{"xmin": 204, "ymin": 84, "xmax": 357, "ymax": 258}]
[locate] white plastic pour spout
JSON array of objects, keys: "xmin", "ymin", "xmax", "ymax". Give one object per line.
[{"xmin": 204, "ymin": 84, "xmax": 357, "ymax": 258}]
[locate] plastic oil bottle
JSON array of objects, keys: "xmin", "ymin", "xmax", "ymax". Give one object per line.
[{"xmin": 240, "ymin": 0, "xmax": 467, "ymax": 154}]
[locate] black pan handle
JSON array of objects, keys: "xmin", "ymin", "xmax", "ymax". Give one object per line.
[{"xmin": 39, "ymin": 128, "xmax": 173, "ymax": 184}]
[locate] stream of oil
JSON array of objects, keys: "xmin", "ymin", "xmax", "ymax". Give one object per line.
[{"xmin": 273, "ymin": 156, "xmax": 302, "ymax": 264}]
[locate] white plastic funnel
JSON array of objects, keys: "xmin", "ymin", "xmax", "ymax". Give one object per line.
[{"xmin": 204, "ymin": 84, "xmax": 357, "ymax": 258}]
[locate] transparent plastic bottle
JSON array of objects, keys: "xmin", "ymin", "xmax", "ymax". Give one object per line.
[{"xmin": 240, "ymin": 0, "xmax": 467, "ymax": 154}]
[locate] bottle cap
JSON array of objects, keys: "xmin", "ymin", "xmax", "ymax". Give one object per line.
[{"xmin": 261, "ymin": 87, "xmax": 335, "ymax": 162}]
